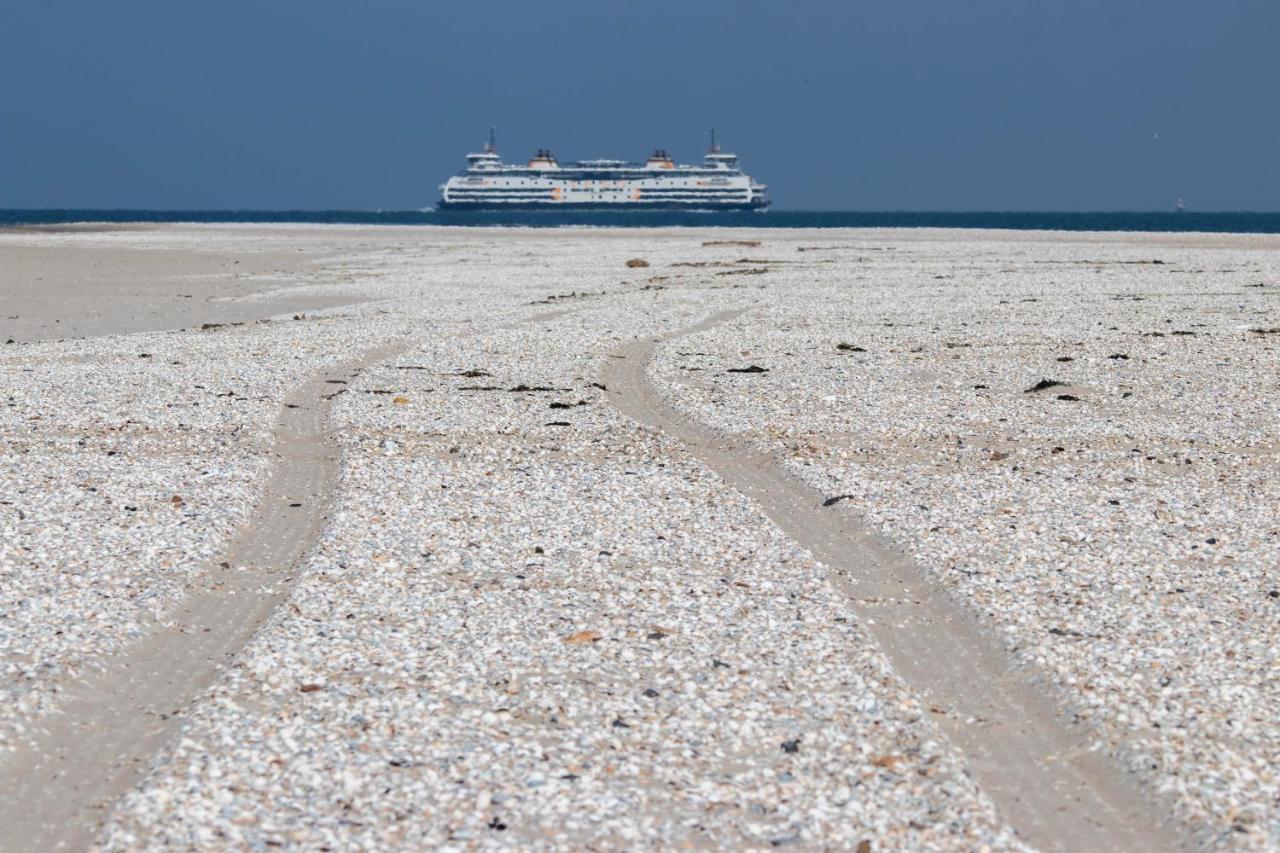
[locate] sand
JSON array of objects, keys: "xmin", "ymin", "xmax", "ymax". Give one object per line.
[
  {"xmin": 0, "ymin": 223, "xmax": 1276, "ymax": 850},
  {"xmin": 0, "ymin": 224, "xmax": 370, "ymax": 342}
]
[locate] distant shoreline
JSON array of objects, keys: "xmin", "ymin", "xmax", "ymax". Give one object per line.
[{"xmin": 4, "ymin": 209, "xmax": 1280, "ymax": 234}]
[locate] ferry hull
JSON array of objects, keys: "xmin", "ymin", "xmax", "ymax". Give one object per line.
[{"xmin": 436, "ymin": 200, "xmax": 769, "ymax": 212}]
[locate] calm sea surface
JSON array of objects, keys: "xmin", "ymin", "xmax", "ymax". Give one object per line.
[{"xmin": 3, "ymin": 209, "xmax": 1280, "ymax": 233}]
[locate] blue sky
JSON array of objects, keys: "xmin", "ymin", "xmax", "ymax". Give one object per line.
[{"xmin": 2, "ymin": 0, "xmax": 1276, "ymax": 210}]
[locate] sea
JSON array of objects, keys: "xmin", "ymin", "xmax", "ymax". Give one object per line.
[{"xmin": 3, "ymin": 209, "xmax": 1280, "ymax": 233}]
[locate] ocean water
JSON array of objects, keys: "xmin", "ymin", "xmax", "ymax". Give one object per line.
[{"xmin": 3, "ymin": 209, "xmax": 1280, "ymax": 233}]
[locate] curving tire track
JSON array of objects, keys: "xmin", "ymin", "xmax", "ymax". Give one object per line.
[
  {"xmin": 0, "ymin": 342, "xmax": 408, "ymax": 853},
  {"xmin": 602, "ymin": 310, "xmax": 1182, "ymax": 852}
]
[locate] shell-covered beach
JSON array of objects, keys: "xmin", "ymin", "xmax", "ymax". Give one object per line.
[{"xmin": 2, "ymin": 223, "xmax": 1277, "ymax": 850}]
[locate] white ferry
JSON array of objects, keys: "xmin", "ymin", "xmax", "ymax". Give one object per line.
[{"xmin": 437, "ymin": 130, "xmax": 768, "ymax": 211}]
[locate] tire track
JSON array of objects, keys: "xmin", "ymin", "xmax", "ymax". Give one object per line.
[
  {"xmin": 602, "ymin": 310, "xmax": 1181, "ymax": 852},
  {"xmin": 0, "ymin": 342, "xmax": 408, "ymax": 853}
]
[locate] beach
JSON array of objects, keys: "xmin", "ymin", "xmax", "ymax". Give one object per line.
[{"xmin": 1, "ymin": 223, "xmax": 1277, "ymax": 850}]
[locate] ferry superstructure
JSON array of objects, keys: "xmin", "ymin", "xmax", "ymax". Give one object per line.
[{"xmin": 437, "ymin": 131, "xmax": 768, "ymax": 211}]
